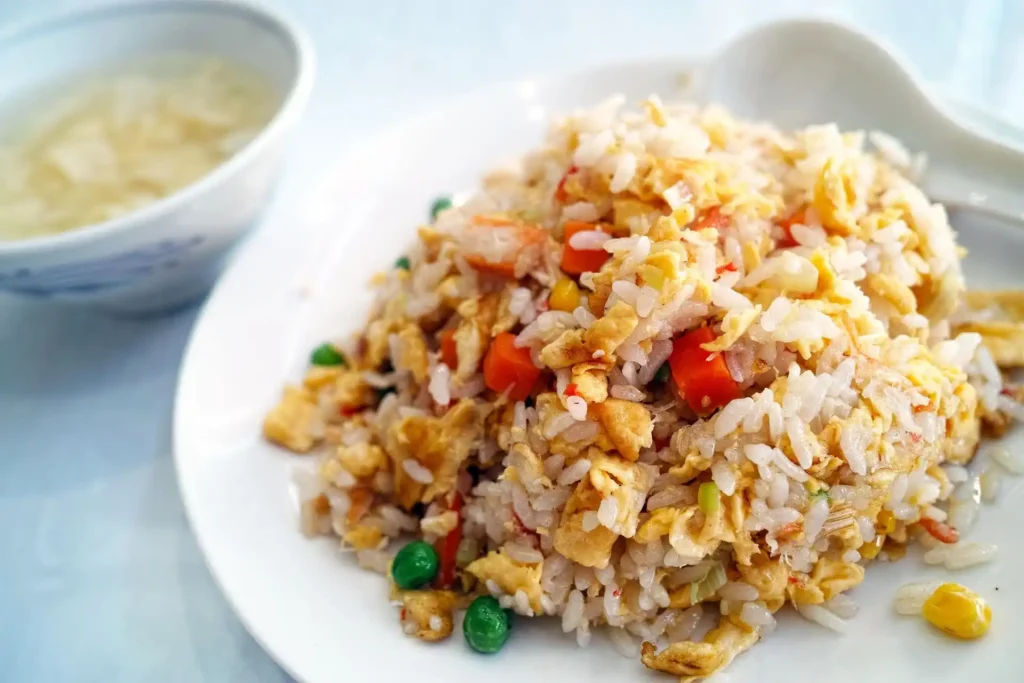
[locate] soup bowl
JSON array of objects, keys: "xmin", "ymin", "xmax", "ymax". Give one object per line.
[{"xmin": 0, "ymin": 0, "xmax": 314, "ymax": 313}]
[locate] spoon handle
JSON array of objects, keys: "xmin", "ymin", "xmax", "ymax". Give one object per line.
[{"xmin": 924, "ymin": 117, "xmax": 1024, "ymax": 226}]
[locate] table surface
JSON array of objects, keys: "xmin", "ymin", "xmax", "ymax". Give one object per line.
[{"xmin": 2, "ymin": 1, "xmax": 1023, "ymax": 681}]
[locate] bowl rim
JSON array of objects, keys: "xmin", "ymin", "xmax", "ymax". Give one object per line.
[{"xmin": 0, "ymin": 0, "xmax": 315, "ymax": 257}]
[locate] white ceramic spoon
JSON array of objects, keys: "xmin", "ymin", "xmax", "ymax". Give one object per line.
[{"xmin": 699, "ymin": 19, "xmax": 1024, "ymax": 223}]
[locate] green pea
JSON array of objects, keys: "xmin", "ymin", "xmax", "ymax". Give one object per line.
[
  {"xmin": 311, "ymin": 343, "xmax": 346, "ymax": 367},
  {"xmin": 395, "ymin": 256, "xmax": 411, "ymax": 270},
  {"xmin": 463, "ymin": 595, "xmax": 511, "ymax": 653},
  {"xmin": 654, "ymin": 363, "xmax": 670, "ymax": 383},
  {"xmin": 391, "ymin": 541, "xmax": 439, "ymax": 590},
  {"xmin": 430, "ymin": 196, "xmax": 452, "ymax": 220}
]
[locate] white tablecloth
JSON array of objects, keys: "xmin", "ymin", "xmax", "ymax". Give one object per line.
[{"xmin": 0, "ymin": 1, "xmax": 1021, "ymax": 680}]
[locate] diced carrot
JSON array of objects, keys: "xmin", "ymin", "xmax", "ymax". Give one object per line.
[
  {"xmin": 435, "ymin": 492, "xmax": 463, "ymax": 587},
  {"xmin": 668, "ymin": 326, "xmax": 741, "ymax": 414},
  {"xmin": 465, "ymin": 216, "xmax": 547, "ymax": 278},
  {"xmin": 554, "ymin": 165, "xmax": 578, "ymax": 203},
  {"xmin": 692, "ymin": 206, "xmax": 730, "ymax": 231},
  {"xmin": 920, "ymin": 517, "xmax": 959, "ymax": 544},
  {"xmin": 561, "ymin": 221, "xmax": 611, "ymax": 275},
  {"xmin": 564, "ymin": 383, "xmax": 579, "ymax": 397},
  {"xmin": 440, "ymin": 328, "xmax": 458, "ymax": 369},
  {"xmin": 715, "ymin": 262, "xmax": 737, "ymax": 275},
  {"xmin": 777, "ymin": 207, "xmax": 807, "ymax": 247},
  {"xmin": 483, "ymin": 332, "xmax": 541, "ymax": 401}
]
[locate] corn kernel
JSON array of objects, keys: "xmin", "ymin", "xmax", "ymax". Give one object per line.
[
  {"xmin": 876, "ymin": 510, "xmax": 896, "ymax": 534},
  {"xmin": 922, "ymin": 583, "xmax": 991, "ymax": 640},
  {"xmin": 549, "ymin": 278, "xmax": 581, "ymax": 312},
  {"xmin": 859, "ymin": 536, "xmax": 884, "ymax": 560}
]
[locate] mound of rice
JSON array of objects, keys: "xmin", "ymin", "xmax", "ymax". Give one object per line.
[{"xmin": 263, "ymin": 95, "xmax": 1021, "ymax": 680}]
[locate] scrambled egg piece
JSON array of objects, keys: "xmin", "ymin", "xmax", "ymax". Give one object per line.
[
  {"xmin": 457, "ymin": 292, "xmax": 501, "ymax": 328},
  {"xmin": 396, "ymin": 324, "xmax": 430, "ymax": 383},
  {"xmin": 554, "ymin": 473, "xmax": 618, "ymax": 568},
  {"xmin": 866, "ymin": 272, "xmax": 917, "ymax": 316},
  {"xmin": 668, "ymin": 450, "xmax": 713, "ymax": 483},
  {"xmin": 638, "ymin": 498, "xmax": 734, "ymax": 569},
  {"xmin": 504, "ymin": 442, "xmax": 552, "ymax": 489},
  {"xmin": 584, "ymin": 301, "xmax": 639, "ymax": 357},
  {"xmin": 587, "ymin": 452, "xmax": 655, "ymax": 536},
  {"xmin": 585, "ymin": 268, "xmax": 614, "ymax": 313},
  {"xmin": 635, "ymin": 507, "xmax": 691, "ymax": 545},
  {"xmin": 723, "ymin": 493, "xmax": 759, "ymax": 566},
  {"xmin": 333, "ymin": 442, "xmax": 387, "ymax": 479},
  {"xmin": 612, "ymin": 197, "xmax": 661, "ymax": 231},
  {"xmin": 736, "ymin": 555, "xmax": 789, "ymax": 611},
  {"xmin": 385, "ymin": 399, "xmax": 482, "ymax": 508},
  {"xmin": 919, "ymin": 269, "xmax": 964, "ymax": 322},
  {"xmin": 540, "ymin": 329, "xmax": 591, "ymax": 369},
  {"xmin": 965, "ymin": 289, "xmax": 1024, "ymax": 318},
  {"xmin": 787, "ymin": 558, "xmax": 864, "ymax": 604},
  {"xmin": 571, "ymin": 361, "xmax": 610, "ymax": 403},
  {"xmin": 421, "ymin": 510, "xmax": 459, "ymax": 537},
  {"xmin": 365, "ymin": 318, "xmax": 401, "ymax": 369},
  {"xmin": 641, "ymin": 619, "xmax": 759, "ymax": 681},
  {"xmin": 465, "ymin": 549, "xmax": 543, "ymax": 611},
  {"xmin": 702, "ymin": 306, "xmax": 761, "ymax": 352},
  {"xmin": 416, "ymin": 226, "xmax": 445, "ymax": 260},
  {"xmin": 343, "ymin": 524, "xmax": 383, "ymax": 550},
  {"xmin": 944, "ymin": 382, "xmax": 981, "ymax": 464},
  {"xmin": 553, "ymin": 450, "xmax": 652, "ymax": 567},
  {"xmin": 591, "ymin": 398, "xmax": 653, "ymax": 461},
  {"xmin": 958, "ymin": 320, "xmax": 1024, "ymax": 367},
  {"xmin": 453, "ymin": 317, "xmax": 486, "ymax": 381},
  {"xmin": 453, "ymin": 293, "xmax": 502, "ymax": 379},
  {"xmin": 303, "ymin": 366, "xmax": 344, "ymax": 391},
  {"xmin": 547, "ymin": 426, "xmax": 617, "ymax": 461},
  {"xmin": 956, "ymin": 291, "xmax": 1024, "ymax": 366},
  {"xmin": 330, "ymin": 371, "xmax": 375, "ymax": 413},
  {"xmin": 399, "ymin": 590, "xmax": 459, "ymax": 642},
  {"xmin": 263, "ymin": 386, "xmax": 322, "ymax": 453},
  {"xmin": 648, "ymin": 215, "xmax": 687, "ymax": 242},
  {"xmin": 491, "ymin": 287, "xmax": 520, "ymax": 336},
  {"xmin": 812, "ymin": 156, "xmax": 860, "ymax": 236}
]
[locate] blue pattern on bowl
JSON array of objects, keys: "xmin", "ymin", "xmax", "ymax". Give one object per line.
[{"xmin": 0, "ymin": 236, "xmax": 204, "ymax": 297}]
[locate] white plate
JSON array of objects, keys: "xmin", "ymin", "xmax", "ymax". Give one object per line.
[{"xmin": 174, "ymin": 57, "xmax": 1024, "ymax": 682}]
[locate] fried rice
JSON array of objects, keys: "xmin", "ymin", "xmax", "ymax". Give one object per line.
[{"xmin": 263, "ymin": 94, "xmax": 1024, "ymax": 679}]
